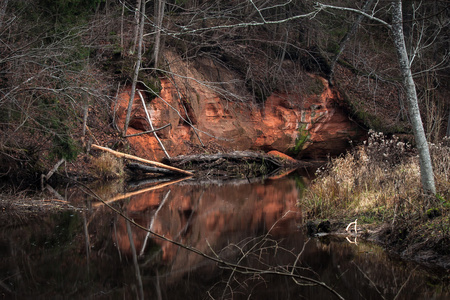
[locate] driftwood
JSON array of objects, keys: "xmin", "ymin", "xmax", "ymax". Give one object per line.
[
  {"xmin": 166, "ymin": 151, "xmax": 283, "ymax": 167},
  {"xmin": 41, "ymin": 158, "xmax": 65, "ymax": 190},
  {"xmin": 91, "ymin": 144, "xmax": 193, "ymax": 176},
  {"xmin": 127, "ymin": 162, "xmax": 179, "ymax": 175},
  {"xmin": 163, "ymin": 151, "xmax": 291, "ymax": 179}
]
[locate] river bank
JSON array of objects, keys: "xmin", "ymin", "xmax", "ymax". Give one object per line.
[{"xmin": 299, "ymin": 131, "xmax": 450, "ymax": 272}]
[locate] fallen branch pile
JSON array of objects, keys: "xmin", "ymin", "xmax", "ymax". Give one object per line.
[{"xmin": 164, "ymin": 151, "xmax": 297, "ymax": 178}]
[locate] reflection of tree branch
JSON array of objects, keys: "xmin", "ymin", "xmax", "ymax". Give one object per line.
[
  {"xmin": 351, "ymin": 261, "xmax": 386, "ymax": 300},
  {"xmin": 291, "ymin": 237, "xmax": 310, "ymax": 275},
  {"xmin": 215, "ymin": 210, "xmax": 298, "ymax": 298},
  {"xmin": 80, "ymin": 184, "xmax": 345, "ymax": 300},
  {"xmin": 126, "ymin": 220, "xmax": 144, "ymax": 300},
  {"xmin": 393, "ymin": 266, "xmax": 418, "ymax": 300},
  {"xmin": 139, "ymin": 189, "xmax": 171, "ymax": 257}
]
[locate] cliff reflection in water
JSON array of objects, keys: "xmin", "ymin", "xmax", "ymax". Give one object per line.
[
  {"xmin": 1, "ymin": 174, "xmax": 448, "ymax": 299},
  {"xmin": 112, "ymin": 176, "xmax": 303, "ymax": 275}
]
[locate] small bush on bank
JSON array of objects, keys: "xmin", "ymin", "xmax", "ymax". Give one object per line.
[
  {"xmin": 300, "ymin": 131, "xmax": 450, "ymax": 221},
  {"xmin": 92, "ymin": 153, "xmax": 124, "ymax": 180}
]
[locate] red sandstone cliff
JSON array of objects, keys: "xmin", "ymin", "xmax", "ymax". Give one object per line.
[{"xmin": 114, "ymin": 50, "xmax": 362, "ymax": 161}]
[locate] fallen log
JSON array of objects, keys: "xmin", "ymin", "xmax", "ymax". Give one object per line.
[
  {"xmin": 91, "ymin": 144, "xmax": 193, "ymax": 176},
  {"xmin": 164, "ymin": 150, "xmax": 289, "ymax": 179},
  {"xmin": 166, "ymin": 151, "xmax": 283, "ymax": 167},
  {"xmin": 127, "ymin": 162, "xmax": 179, "ymax": 175},
  {"xmin": 41, "ymin": 158, "xmax": 65, "ymax": 190}
]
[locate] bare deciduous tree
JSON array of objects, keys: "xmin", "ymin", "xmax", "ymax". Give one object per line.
[
  {"xmin": 124, "ymin": 0, "xmax": 146, "ymax": 136},
  {"xmin": 390, "ymin": 0, "xmax": 436, "ymax": 194}
]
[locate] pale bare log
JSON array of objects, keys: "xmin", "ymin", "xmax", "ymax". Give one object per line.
[
  {"xmin": 40, "ymin": 158, "xmax": 65, "ymax": 190},
  {"xmin": 91, "ymin": 144, "xmax": 193, "ymax": 176}
]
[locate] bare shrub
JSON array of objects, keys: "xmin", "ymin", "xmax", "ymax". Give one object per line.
[
  {"xmin": 363, "ymin": 130, "xmax": 412, "ymax": 168},
  {"xmin": 92, "ymin": 153, "xmax": 124, "ymax": 180}
]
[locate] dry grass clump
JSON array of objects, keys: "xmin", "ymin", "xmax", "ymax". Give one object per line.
[
  {"xmin": 92, "ymin": 153, "xmax": 125, "ymax": 180},
  {"xmin": 429, "ymin": 137, "xmax": 450, "ymax": 195},
  {"xmin": 301, "ymin": 131, "xmax": 450, "ymax": 220}
]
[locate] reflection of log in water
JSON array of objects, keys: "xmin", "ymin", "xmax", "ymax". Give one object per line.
[{"xmin": 92, "ymin": 176, "xmax": 191, "ymax": 207}]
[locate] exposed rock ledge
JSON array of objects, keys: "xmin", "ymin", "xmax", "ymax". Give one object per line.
[{"xmin": 114, "ymin": 51, "xmax": 364, "ymax": 161}]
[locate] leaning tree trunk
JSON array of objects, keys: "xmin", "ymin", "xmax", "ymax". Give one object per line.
[
  {"xmin": 391, "ymin": 0, "xmax": 436, "ymax": 195},
  {"xmin": 123, "ymin": 0, "xmax": 146, "ymax": 136}
]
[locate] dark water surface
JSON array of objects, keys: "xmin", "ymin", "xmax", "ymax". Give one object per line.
[{"xmin": 1, "ymin": 173, "xmax": 448, "ymax": 299}]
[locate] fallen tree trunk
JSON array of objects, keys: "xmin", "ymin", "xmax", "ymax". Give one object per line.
[
  {"xmin": 91, "ymin": 144, "xmax": 193, "ymax": 176},
  {"xmin": 164, "ymin": 151, "xmax": 295, "ymax": 179},
  {"xmin": 127, "ymin": 162, "xmax": 179, "ymax": 175},
  {"xmin": 166, "ymin": 151, "xmax": 283, "ymax": 167},
  {"xmin": 41, "ymin": 158, "xmax": 65, "ymax": 190}
]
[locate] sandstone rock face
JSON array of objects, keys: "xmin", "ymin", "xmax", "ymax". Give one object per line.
[{"xmin": 115, "ymin": 52, "xmax": 363, "ymax": 160}]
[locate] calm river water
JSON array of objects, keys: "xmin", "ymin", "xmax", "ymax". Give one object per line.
[{"xmin": 1, "ymin": 171, "xmax": 448, "ymax": 299}]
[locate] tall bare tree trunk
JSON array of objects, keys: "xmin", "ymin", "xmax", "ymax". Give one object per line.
[
  {"xmin": 131, "ymin": 0, "xmax": 143, "ymax": 55},
  {"xmin": 153, "ymin": 0, "xmax": 166, "ymax": 68},
  {"xmin": 391, "ymin": 0, "xmax": 436, "ymax": 195},
  {"xmin": 120, "ymin": 0, "xmax": 125, "ymax": 57},
  {"xmin": 123, "ymin": 0, "xmax": 146, "ymax": 136}
]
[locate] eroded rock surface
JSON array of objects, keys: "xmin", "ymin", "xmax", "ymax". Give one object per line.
[{"xmin": 115, "ymin": 51, "xmax": 363, "ymax": 160}]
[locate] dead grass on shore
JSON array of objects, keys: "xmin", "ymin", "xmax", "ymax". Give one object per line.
[{"xmin": 300, "ymin": 131, "xmax": 450, "ymax": 224}]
